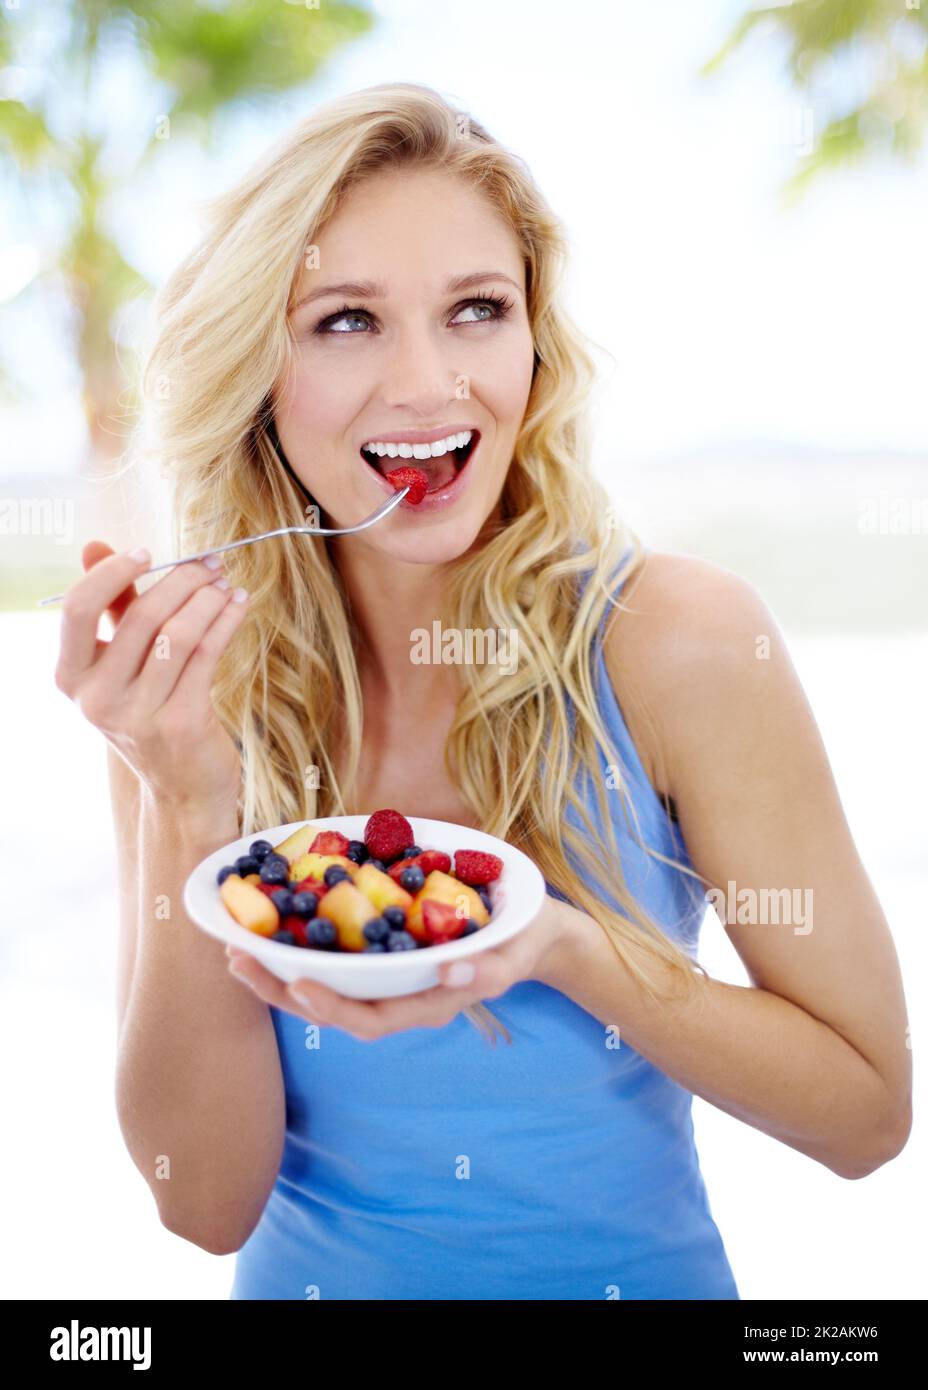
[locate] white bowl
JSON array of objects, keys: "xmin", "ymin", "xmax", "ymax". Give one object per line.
[{"xmin": 183, "ymin": 815, "xmax": 546, "ymax": 999}]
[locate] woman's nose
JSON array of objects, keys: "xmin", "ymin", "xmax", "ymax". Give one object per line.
[{"xmin": 379, "ymin": 330, "xmax": 464, "ymax": 408}]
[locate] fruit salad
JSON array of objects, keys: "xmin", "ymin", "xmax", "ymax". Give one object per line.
[{"xmin": 216, "ymin": 808, "xmax": 504, "ymax": 953}]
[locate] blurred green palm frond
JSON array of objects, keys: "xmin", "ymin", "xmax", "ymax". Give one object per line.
[
  {"xmin": 132, "ymin": 0, "xmax": 373, "ymax": 124},
  {"xmin": 700, "ymin": 0, "xmax": 928, "ymax": 196},
  {"xmin": 0, "ymin": 0, "xmax": 374, "ymax": 456},
  {"xmin": 0, "ymin": 98, "xmax": 61, "ymax": 169}
]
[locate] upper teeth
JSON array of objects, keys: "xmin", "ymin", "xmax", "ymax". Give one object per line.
[{"xmin": 362, "ymin": 430, "xmax": 473, "ymax": 460}]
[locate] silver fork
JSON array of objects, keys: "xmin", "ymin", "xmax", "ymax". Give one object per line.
[{"xmin": 35, "ymin": 486, "xmax": 410, "ymax": 607}]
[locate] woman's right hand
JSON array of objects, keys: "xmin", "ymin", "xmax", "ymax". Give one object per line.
[{"xmin": 54, "ymin": 540, "xmax": 250, "ymax": 822}]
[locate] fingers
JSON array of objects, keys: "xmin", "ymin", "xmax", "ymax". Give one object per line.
[
  {"xmin": 161, "ymin": 581, "xmax": 250, "ymax": 712},
  {"xmin": 128, "ymin": 573, "xmax": 243, "ymax": 713},
  {"xmin": 82, "ymin": 541, "xmax": 137, "ymax": 634},
  {"xmin": 286, "ymin": 972, "xmax": 486, "ymax": 1039},
  {"xmin": 226, "ymin": 950, "xmax": 293, "ymax": 1011},
  {"xmin": 227, "ymin": 948, "xmax": 514, "ymax": 1041},
  {"xmin": 56, "ymin": 546, "xmax": 152, "ymax": 691},
  {"xmin": 93, "ymin": 560, "xmax": 231, "ymax": 701}
]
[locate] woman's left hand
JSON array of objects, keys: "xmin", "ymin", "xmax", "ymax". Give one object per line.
[{"xmin": 224, "ymin": 892, "xmax": 574, "ymax": 1040}]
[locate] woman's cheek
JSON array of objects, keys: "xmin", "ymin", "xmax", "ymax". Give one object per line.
[{"xmin": 479, "ymin": 324, "xmax": 535, "ymax": 385}]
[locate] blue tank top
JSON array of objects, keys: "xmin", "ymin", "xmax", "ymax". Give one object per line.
[{"xmin": 230, "ymin": 559, "xmax": 740, "ymax": 1300}]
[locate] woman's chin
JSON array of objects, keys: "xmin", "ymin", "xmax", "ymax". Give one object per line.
[{"xmin": 370, "ymin": 521, "xmax": 484, "ymax": 566}]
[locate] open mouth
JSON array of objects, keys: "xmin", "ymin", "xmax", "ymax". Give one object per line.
[{"xmin": 360, "ymin": 431, "xmax": 480, "ymax": 493}]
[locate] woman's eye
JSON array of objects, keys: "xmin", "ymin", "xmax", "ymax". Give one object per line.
[
  {"xmin": 451, "ymin": 301, "xmax": 497, "ymax": 325},
  {"xmin": 312, "ymin": 295, "xmax": 509, "ymax": 336},
  {"xmin": 317, "ymin": 310, "xmax": 372, "ymax": 334}
]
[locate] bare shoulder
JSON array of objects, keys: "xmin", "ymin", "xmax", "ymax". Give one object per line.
[
  {"xmin": 601, "ymin": 552, "xmax": 912, "ymax": 1155},
  {"xmin": 601, "ymin": 549, "xmax": 787, "ymax": 801}
]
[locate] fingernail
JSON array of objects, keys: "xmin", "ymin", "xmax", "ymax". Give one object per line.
[
  {"xmin": 444, "ymin": 961, "xmax": 476, "ymax": 986},
  {"xmin": 128, "ymin": 547, "xmax": 150, "ymax": 564},
  {"xmin": 232, "ymin": 587, "xmax": 249, "ymax": 604},
  {"xmin": 204, "ymin": 553, "xmax": 223, "ymax": 570},
  {"xmin": 213, "ymin": 576, "xmax": 230, "ymax": 589}
]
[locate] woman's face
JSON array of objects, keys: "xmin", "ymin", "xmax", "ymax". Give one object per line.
[{"xmin": 273, "ymin": 166, "xmax": 536, "ymax": 565}]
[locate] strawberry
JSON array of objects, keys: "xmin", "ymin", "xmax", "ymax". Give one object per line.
[
  {"xmin": 279, "ymin": 915, "xmax": 309, "ymax": 947},
  {"xmin": 453, "ymin": 849, "xmax": 503, "ymax": 885},
  {"xmin": 422, "ymin": 900, "xmax": 467, "ymax": 944},
  {"xmin": 308, "ymin": 830, "xmax": 350, "ymax": 856},
  {"xmin": 291, "ymin": 877, "xmax": 325, "ymax": 896},
  {"xmin": 384, "ymin": 465, "xmax": 429, "ymax": 505},
  {"xmin": 416, "ymin": 849, "xmax": 452, "ymax": 875},
  {"xmin": 364, "ymin": 808, "xmax": 414, "ymax": 864},
  {"xmin": 387, "ymin": 849, "xmax": 452, "ymax": 882}
]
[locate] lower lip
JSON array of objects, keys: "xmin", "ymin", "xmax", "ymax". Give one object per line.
[{"xmin": 362, "ymin": 436, "xmax": 480, "ymax": 512}]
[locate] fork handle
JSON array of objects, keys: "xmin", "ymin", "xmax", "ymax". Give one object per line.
[
  {"xmin": 35, "ymin": 525, "xmax": 324, "ymax": 606},
  {"xmin": 35, "ymin": 486, "xmax": 410, "ymax": 607}
]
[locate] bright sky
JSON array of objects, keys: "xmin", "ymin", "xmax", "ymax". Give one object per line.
[{"xmin": 2, "ymin": 0, "xmax": 927, "ymax": 479}]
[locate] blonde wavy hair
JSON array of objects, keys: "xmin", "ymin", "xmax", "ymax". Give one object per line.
[{"xmin": 134, "ymin": 82, "xmax": 710, "ymax": 1042}]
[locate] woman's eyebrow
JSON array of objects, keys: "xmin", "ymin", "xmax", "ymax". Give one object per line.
[{"xmin": 290, "ymin": 270, "xmax": 522, "ymax": 314}]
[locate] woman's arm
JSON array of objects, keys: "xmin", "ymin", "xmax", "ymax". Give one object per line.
[
  {"xmin": 550, "ymin": 552, "xmax": 912, "ymax": 1180},
  {"xmin": 114, "ymin": 769, "xmax": 286, "ymax": 1253}
]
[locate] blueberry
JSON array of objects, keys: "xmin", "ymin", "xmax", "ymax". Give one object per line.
[
  {"xmin": 216, "ymin": 864, "xmax": 237, "ymax": 886},
  {"xmin": 259, "ymin": 858, "xmax": 289, "ymax": 886},
  {"xmin": 363, "ymin": 916, "xmax": 390, "ymax": 944},
  {"xmin": 382, "ymin": 905, "xmax": 407, "ymax": 930},
  {"xmin": 323, "ymin": 865, "xmax": 351, "ymax": 888},
  {"xmin": 386, "ymin": 930, "xmax": 418, "ymax": 952},
  {"xmin": 368, "ymin": 858, "xmax": 386, "ymax": 873},
  {"xmin": 399, "ymin": 864, "xmax": 425, "ymax": 893},
  {"xmin": 399, "ymin": 845, "xmax": 422, "ymax": 860},
  {"xmin": 272, "ymin": 928, "xmax": 298, "ymax": 946},
  {"xmin": 461, "ymin": 918, "xmax": 480, "ymax": 937},
  {"xmin": 270, "ymin": 888, "xmax": 295, "ymax": 917},
  {"xmin": 346, "ymin": 839, "xmax": 370, "ymax": 865},
  {"xmin": 290, "ymin": 892, "xmax": 318, "ymax": 920},
  {"xmin": 249, "ymin": 840, "xmax": 274, "ymax": 862},
  {"xmin": 308, "ymin": 917, "xmax": 337, "ymax": 949},
  {"xmin": 234, "ymin": 854, "xmax": 260, "ymax": 877},
  {"xmin": 476, "ymin": 887, "xmax": 493, "ymax": 912},
  {"xmin": 363, "ymin": 942, "xmax": 388, "ymax": 953}
]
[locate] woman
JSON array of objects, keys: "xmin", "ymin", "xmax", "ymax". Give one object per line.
[{"xmin": 57, "ymin": 83, "xmax": 911, "ymax": 1300}]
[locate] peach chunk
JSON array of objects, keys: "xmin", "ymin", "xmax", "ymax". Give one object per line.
[
  {"xmin": 317, "ymin": 880, "xmax": 380, "ymax": 952},
  {"xmin": 405, "ymin": 870, "xmax": 489, "ymax": 942},
  {"xmin": 220, "ymin": 874, "xmax": 280, "ymax": 937}
]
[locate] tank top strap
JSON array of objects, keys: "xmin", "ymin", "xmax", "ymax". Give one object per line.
[{"xmin": 559, "ymin": 546, "xmax": 706, "ymax": 946}]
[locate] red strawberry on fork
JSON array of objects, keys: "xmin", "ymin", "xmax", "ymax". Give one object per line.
[{"xmin": 384, "ymin": 465, "xmax": 429, "ymax": 505}]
